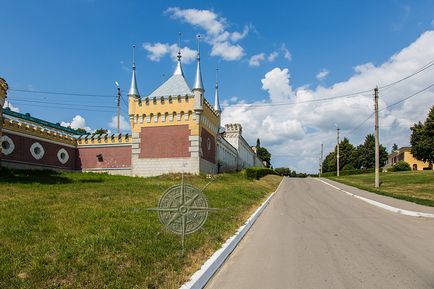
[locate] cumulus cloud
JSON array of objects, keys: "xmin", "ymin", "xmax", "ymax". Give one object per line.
[
  {"xmin": 4, "ymin": 100, "xmax": 20, "ymax": 112},
  {"xmin": 142, "ymin": 42, "xmax": 196, "ymax": 63},
  {"xmin": 61, "ymin": 115, "xmax": 91, "ymax": 132},
  {"xmin": 316, "ymin": 69, "xmax": 329, "ymax": 81},
  {"xmin": 165, "ymin": 7, "xmax": 247, "ymax": 61},
  {"xmin": 222, "ymin": 30, "xmax": 434, "ymax": 173},
  {"xmin": 108, "ymin": 115, "xmax": 131, "ymax": 133}
]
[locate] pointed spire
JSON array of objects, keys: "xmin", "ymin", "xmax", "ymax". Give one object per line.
[
  {"xmin": 193, "ymin": 34, "xmax": 204, "ymax": 91},
  {"xmin": 174, "ymin": 32, "xmax": 184, "ymax": 76},
  {"xmin": 128, "ymin": 45, "xmax": 140, "ymax": 97},
  {"xmin": 214, "ymin": 67, "xmax": 222, "ymax": 114}
]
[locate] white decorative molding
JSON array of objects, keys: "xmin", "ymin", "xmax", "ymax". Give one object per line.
[
  {"xmin": 57, "ymin": 148, "xmax": 69, "ymax": 164},
  {"xmin": 0, "ymin": 135, "xmax": 15, "ymax": 155},
  {"xmin": 30, "ymin": 142, "xmax": 45, "ymax": 160}
]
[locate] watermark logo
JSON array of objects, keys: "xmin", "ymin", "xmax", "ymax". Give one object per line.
[{"xmin": 149, "ymin": 174, "xmax": 217, "ymax": 253}]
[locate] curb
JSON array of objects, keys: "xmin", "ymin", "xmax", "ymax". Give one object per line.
[
  {"xmin": 317, "ymin": 178, "xmax": 434, "ymax": 218},
  {"xmin": 180, "ymin": 178, "xmax": 284, "ymax": 289}
]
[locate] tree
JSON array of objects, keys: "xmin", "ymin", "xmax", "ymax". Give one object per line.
[
  {"xmin": 410, "ymin": 105, "xmax": 434, "ymax": 165},
  {"xmin": 321, "ymin": 138, "xmax": 355, "ymax": 172},
  {"xmin": 94, "ymin": 128, "xmax": 108, "ymax": 135},
  {"xmin": 256, "ymin": 138, "xmax": 260, "ymax": 150},
  {"xmin": 76, "ymin": 128, "xmax": 88, "ymax": 134},
  {"xmin": 392, "ymin": 143, "xmax": 398, "ymax": 153},
  {"xmin": 256, "ymin": 147, "xmax": 271, "ymax": 168},
  {"xmin": 352, "ymin": 134, "xmax": 388, "ymax": 169}
]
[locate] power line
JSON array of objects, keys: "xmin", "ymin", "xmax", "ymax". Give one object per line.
[
  {"xmin": 9, "ymin": 88, "xmax": 115, "ymax": 98},
  {"xmin": 11, "ymin": 98, "xmax": 116, "ymax": 109},
  {"xmin": 378, "ymin": 59, "xmax": 434, "ymax": 90},
  {"xmin": 8, "ymin": 102, "xmax": 116, "ymax": 113}
]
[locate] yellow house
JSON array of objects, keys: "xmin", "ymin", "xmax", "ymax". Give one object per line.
[{"xmin": 386, "ymin": 147, "xmax": 433, "ymax": 171}]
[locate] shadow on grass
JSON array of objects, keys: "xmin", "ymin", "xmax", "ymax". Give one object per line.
[{"xmin": 0, "ymin": 168, "xmax": 73, "ymax": 184}]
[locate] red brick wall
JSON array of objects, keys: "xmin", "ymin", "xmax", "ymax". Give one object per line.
[
  {"xmin": 1, "ymin": 132, "xmax": 79, "ymax": 170},
  {"xmin": 78, "ymin": 145, "xmax": 131, "ymax": 169},
  {"xmin": 201, "ymin": 127, "xmax": 216, "ymax": 164},
  {"xmin": 139, "ymin": 125, "xmax": 190, "ymax": 158}
]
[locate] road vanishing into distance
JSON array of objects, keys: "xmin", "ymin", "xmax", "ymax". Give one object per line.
[{"xmin": 205, "ymin": 177, "xmax": 434, "ymax": 289}]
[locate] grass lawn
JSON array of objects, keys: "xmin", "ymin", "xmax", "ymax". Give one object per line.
[
  {"xmin": 327, "ymin": 170, "xmax": 434, "ymax": 207},
  {"xmin": 0, "ymin": 169, "xmax": 281, "ymax": 289}
]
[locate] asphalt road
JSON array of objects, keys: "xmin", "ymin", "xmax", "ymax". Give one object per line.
[{"xmin": 205, "ymin": 177, "xmax": 434, "ymax": 289}]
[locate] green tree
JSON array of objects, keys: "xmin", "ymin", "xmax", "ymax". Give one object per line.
[
  {"xmin": 410, "ymin": 105, "xmax": 434, "ymax": 165},
  {"xmin": 352, "ymin": 134, "xmax": 388, "ymax": 169},
  {"xmin": 392, "ymin": 143, "xmax": 399, "ymax": 153},
  {"xmin": 94, "ymin": 128, "xmax": 108, "ymax": 135},
  {"xmin": 76, "ymin": 128, "xmax": 88, "ymax": 134},
  {"xmin": 321, "ymin": 138, "xmax": 355, "ymax": 172},
  {"xmin": 256, "ymin": 147, "xmax": 271, "ymax": 168}
]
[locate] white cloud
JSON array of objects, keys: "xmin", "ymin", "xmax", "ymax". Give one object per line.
[
  {"xmin": 61, "ymin": 115, "xmax": 91, "ymax": 132},
  {"xmin": 210, "ymin": 41, "xmax": 244, "ymax": 61},
  {"xmin": 4, "ymin": 100, "xmax": 20, "ymax": 112},
  {"xmin": 222, "ymin": 30, "xmax": 434, "ymax": 173},
  {"xmin": 281, "ymin": 44, "xmax": 292, "ymax": 61},
  {"xmin": 230, "ymin": 25, "xmax": 249, "ymax": 42},
  {"xmin": 268, "ymin": 51, "xmax": 278, "ymax": 62},
  {"xmin": 165, "ymin": 7, "xmax": 247, "ymax": 61},
  {"xmin": 108, "ymin": 115, "xmax": 131, "ymax": 133},
  {"xmin": 316, "ymin": 69, "xmax": 329, "ymax": 81},
  {"xmin": 249, "ymin": 51, "xmax": 279, "ymax": 67},
  {"xmin": 249, "ymin": 53, "xmax": 265, "ymax": 66},
  {"xmin": 142, "ymin": 42, "xmax": 196, "ymax": 63}
]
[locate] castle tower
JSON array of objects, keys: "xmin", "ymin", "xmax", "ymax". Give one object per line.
[{"xmin": 128, "ymin": 35, "xmax": 221, "ymax": 176}]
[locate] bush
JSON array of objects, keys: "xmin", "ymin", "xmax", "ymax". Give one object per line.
[
  {"xmin": 390, "ymin": 161, "xmax": 411, "ymax": 172},
  {"xmin": 245, "ymin": 167, "xmax": 277, "ymax": 180},
  {"xmin": 342, "ymin": 163, "xmax": 355, "ymax": 171},
  {"xmin": 321, "ymin": 168, "xmax": 375, "ymax": 177}
]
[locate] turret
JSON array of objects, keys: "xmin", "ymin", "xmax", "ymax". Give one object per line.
[
  {"xmin": 214, "ymin": 68, "xmax": 222, "ymax": 115},
  {"xmin": 193, "ymin": 35, "xmax": 204, "ymax": 112},
  {"xmin": 128, "ymin": 45, "xmax": 140, "ymax": 98}
]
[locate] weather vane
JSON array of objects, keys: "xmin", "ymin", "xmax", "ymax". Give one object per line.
[{"xmin": 149, "ymin": 170, "xmax": 218, "ymax": 254}]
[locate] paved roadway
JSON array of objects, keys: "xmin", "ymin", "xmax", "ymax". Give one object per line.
[{"xmin": 205, "ymin": 177, "xmax": 434, "ymax": 289}]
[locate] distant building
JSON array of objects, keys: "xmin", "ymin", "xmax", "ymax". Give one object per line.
[
  {"xmin": 0, "ymin": 44, "xmax": 264, "ymax": 175},
  {"xmin": 385, "ymin": 147, "xmax": 433, "ymax": 171}
]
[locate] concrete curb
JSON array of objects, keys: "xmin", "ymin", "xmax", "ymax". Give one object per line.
[
  {"xmin": 317, "ymin": 178, "xmax": 434, "ymax": 218},
  {"xmin": 180, "ymin": 178, "xmax": 284, "ymax": 289}
]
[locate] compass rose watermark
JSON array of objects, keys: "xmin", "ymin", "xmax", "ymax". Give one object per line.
[{"xmin": 148, "ymin": 170, "xmax": 218, "ymax": 254}]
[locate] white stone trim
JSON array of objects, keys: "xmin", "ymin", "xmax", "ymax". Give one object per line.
[
  {"xmin": 3, "ymin": 129, "xmax": 76, "ymax": 148},
  {"xmin": 57, "ymin": 148, "xmax": 69, "ymax": 164},
  {"xmin": 30, "ymin": 142, "xmax": 45, "ymax": 160},
  {"xmin": 0, "ymin": 135, "xmax": 15, "ymax": 155}
]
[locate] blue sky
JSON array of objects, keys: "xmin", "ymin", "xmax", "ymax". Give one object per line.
[{"xmin": 2, "ymin": 0, "xmax": 434, "ymax": 172}]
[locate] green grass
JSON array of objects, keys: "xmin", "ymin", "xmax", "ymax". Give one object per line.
[
  {"xmin": 327, "ymin": 170, "xmax": 434, "ymax": 207},
  {"xmin": 0, "ymin": 169, "xmax": 281, "ymax": 289}
]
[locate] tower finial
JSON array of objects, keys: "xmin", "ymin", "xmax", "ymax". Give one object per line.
[
  {"xmin": 132, "ymin": 45, "xmax": 136, "ymax": 69},
  {"xmin": 174, "ymin": 32, "xmax": 184, "ymax": 76},
  {"xmin": 214, "ymin": 67, "xmax": 221, "ymax": 114},
  {"xmin": 128, "ymin": 44, "xmax": 140, "ymax": 97},
  {"xmin": 193, "ymin": 34, "xmax": 204, "ymax": 91}
]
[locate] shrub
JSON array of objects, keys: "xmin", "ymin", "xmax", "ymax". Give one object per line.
[
  {"xmin": 390, "ymin": 161, "xmax": 411, "ymax": 172},
  {"xmin": 245, "ymin": 167, "xmax": 277, "ymax": 180},
  {"xmin": 321, "ymin": 168, "xmax": 375, "ymax": 177}
]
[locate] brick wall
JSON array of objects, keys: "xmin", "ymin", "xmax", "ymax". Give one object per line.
[
  {"xmin": 1, "ymin": 132, "xmax": 78, "ymax": 170},
  {"xmin": 139, "ymin": 125, "xmax": 190, "ymax": 158},
  {"xmin": 201, "ymin": 127, "xmax": 216, "ymax": 164},
  {"xmin": 78, "ymin": 145, "xmax": 131, "ymax": 169}
]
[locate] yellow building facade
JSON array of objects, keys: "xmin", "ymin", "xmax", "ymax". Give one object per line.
[{"xmin": 386, "ymin": 147, "xmax": 433, "ymax": 171}]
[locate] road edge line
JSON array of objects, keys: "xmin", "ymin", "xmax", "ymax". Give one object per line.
[
  {"xmin": 317, "ymin": 178, "xmax": 434, "ymax": 218},
  {"xmin": 179, "ymin": 177, "xmax": 285, "ymax": 289}
]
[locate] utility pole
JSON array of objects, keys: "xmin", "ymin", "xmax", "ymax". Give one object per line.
[
  {"xmin": 320, "ymin": 143, "xmax": 323, "ymax": 177},
  {"xmin": 115, "ymin": 81, "xmax": 121, "ymax": 134},
  {"xmin": 374, "ymin": 86, "xmax": 380, "ymax": 188},
  {"xmin": 336, "ymin": 127, "xmax": 340, "ymax": 177}
]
